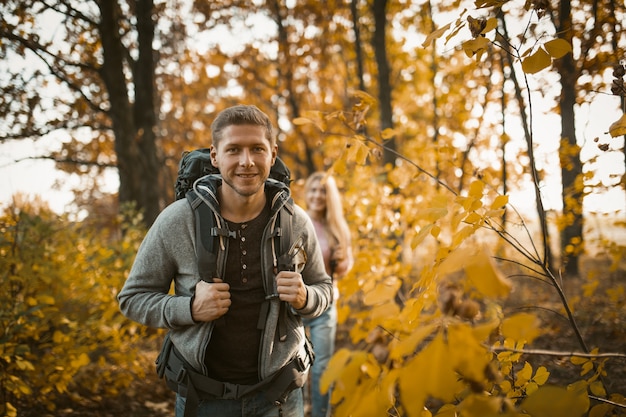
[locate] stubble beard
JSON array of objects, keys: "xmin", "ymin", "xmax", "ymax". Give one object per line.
[{"xmin": 222, "ymin": 176, "xmax": 265, "ymax": 198}]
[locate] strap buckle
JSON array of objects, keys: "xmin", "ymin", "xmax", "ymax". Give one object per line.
[
  {"xmin": 175, "ymin": 367, "xmax": 187, "ymax": 384},
  {"xmin": 222, "ymin": 382, "xmax": 240, "ymax": 400}
]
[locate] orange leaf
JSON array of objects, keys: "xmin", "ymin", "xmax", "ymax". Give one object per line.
[
  {"xmin": 544, "ymin": 38, "xmax": 572, "ymax": 59},
  {"xmin": 422, "ymin": 22, "xmax": 451, "ymax": 47},
  {"xmin": 609, "ymin": 113, "xmax": 626, "ymax": 138},
  {"xmin": 521, "ymin": 48, "xmax": 551, "ymax": 74},
  {"xmin": 521, "ymin": 385, "xmax": 589, "ymax": 417}
]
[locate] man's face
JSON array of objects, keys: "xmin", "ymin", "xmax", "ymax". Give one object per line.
[{"xmin": 210, "ymin": 125, "xmax": 277, "ymax": 198}]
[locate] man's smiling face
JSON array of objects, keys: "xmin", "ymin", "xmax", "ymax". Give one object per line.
[{"xmin": 210, "ymin": 124, "xmax": 277, "ymax": 198}]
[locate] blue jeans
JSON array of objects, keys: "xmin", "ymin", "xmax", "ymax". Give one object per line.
[
  {"xmin": 302, "ymin": 302, "xmax": 337, "ymax": 417},
  {"xmin": 175, "ymin": 387, "xmax": 304, "ymax": 417}
]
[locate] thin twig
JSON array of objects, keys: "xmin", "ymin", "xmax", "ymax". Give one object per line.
[{"xmin": 490, "ymin": 346, "xmax": 626, "ymax": 360}]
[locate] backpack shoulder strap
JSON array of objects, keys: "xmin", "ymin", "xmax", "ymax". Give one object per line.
[
  {"xmin": 276, "ymin": 197, "xmax": 296, "ymax": 272},
  {"xmin": 186, "ymin": 190, "xmax": 234, "ymax": 281}
]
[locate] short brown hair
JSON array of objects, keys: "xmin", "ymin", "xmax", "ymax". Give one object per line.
[{"xmin": 210, "ymin": 105, "xmax": 274, "ymax": 147}]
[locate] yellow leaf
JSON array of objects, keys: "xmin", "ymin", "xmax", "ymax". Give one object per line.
[
  {"xmin": 589, "ymin": 404, "xmax": 612, "ymax": 417},
  {"xmin": 37, "ymin": 294, "xmax": 55, "ymax": 305},
  {"xmin": 464, "ymin": 212, "xmax": 482, "ymax": 225},
  {"xmin": 445, "ymin": 18, "xmax": 466, "ymax": 44},
  {"xmin": 363, "ymin": 276, "xmax": 402, "ymax": 306},
  {"xmin": 321, "ymin": 348, "xmax": 358, "ymax": 393},
  {"xmin": 4, "ymin": 402, "xmax": 17, "ymax": 417},
  {"xmin": 451, "ymin": 225, "xmax": 477, "ymax": 249},
  {"xmin": 500, "ymin": 380, "xmax": 513, "ymax": 394},
  {"xmin": 518, "ymin": 361, "xmax": 533, "ymax": 383},
  {"xmin": 351, "ymin": 89, "xmax": 377, "ymax": 105},
  {"xmin": 485, "ymin": 208, "xmax": 505, "ymax": 218},
  {"xmin": 490, "ymin": 195, "xmax": 509, "ymax": 210},
  {"xmin": 332, "ymin": 155, "xmax": 347, "ymax": 174},
  {"xmin": 55, "ymin": 380, "xmax": 68, "ymax": 393},
  {"xmin": 471, "ymin": 318, "xmax": 500, "ymax": 342},
  {"xmin": 464, "ymin": 247, "xmax": 512, "ymax": 298},
  {"xmin": 423, "ymin": 22, "xmax": 452, "ymax": 47},
  {"xmin": 544, "ymin": 38, "xmax": 572, "ymax": 59},
  {"xmin": 462, "ymin": 36, "xmax": 490, "ymax": 58},
  {"xmin": 482, "ymin": 17, "xmax": 498, "ymax": 34},
  {"xmin": 390, "ymin": 323, "xmax": 439, "ymax": 360},
  {"xmin": 15, "ymin": 359, "xmax": 35, "ymax": 371},
  {"xmin": 526, "ymin": 381, "xmax": 539, "ymax": 395},
  {"xmin": 369, "ymin": 301, "xmax": 401, "ymax": 323},
  {"xmin": 447, "ymin": 323, "xmax": 491, "ymax": 382},
  {"xmin": 70, "ymin": 352, "xmax": 90, "ymax": 368},
  {"xmin": 581, "ymin": 360, "xmax": 594, "ymax": 376},
  {"xmin": 521, "ymin": 48, "xmax": 552, "ymax": 74},
  {"xmin": 534, "ymin": 366, "xmax": 550, "ymax": 385},
  {"xmin": 355, "ymin": 143, "xmax": 370, "ymax": 165},
  {"xmin": 422, "ymin": 207, "xmax": 449, "ymax": 222},
  {"xmin": 360, "ymin": 359, "xmax": 381, "ymax": 379},
  {"xmin": 294, "ymin": 111, "xmax": 326, "ymax": 132},
  {"xmin": 438, "ymin": 246, "xmax": 470, "ymax": 275},
  {"xmin": 53, "ymin": 330, "xmax": 66, "ymax": 343},
  {"xmin": 589, "ymin": 380, "xmax": 606, "ymax": 397},
  {"xmin": 609, "ymin": 113, "xmax": 626, "ymax": 138},
  {"xmin": 18, "ymin": 383, "xmax": 32, "ymax": 395},
  {"xmin": 570, "ymin": 355, "xmax": 588, "ymax": 365},
  {"xmin": 568, "ymin": 380, "xmax": 588, "ymax": 393},
  {"xmin": 381, "ymin": 128, "xmax": 397, "ymax": 139},
  {"xmin": 292, "ymin": 117, "xmax": 314, "ymax": 126},
  {"xmin": 400, "ymin": 332, "xmax": 463, "ymax": 403},
  {"xmin": 459, "ymin": 394, "xmax": 502, "ymax": 415},
  {"xmin": 476, "ymin": 0, "xmax": 507, "ymax": 7},
  {"xmin": 521, "ymin": 385, "xmax": 589, "ymax": 417},
  {"xmin": 349, "ymin": 378, "xmax": 391, "ymax": 417},
  {"xmin": 412, "ymin": 224, "xmax": 434, "ymax": 249},
  {"xmin": 468, "ymin": 180, "xmax": 485, "ymax": 198},
  {"xmin": 501, "ymin": 313, "xmax": 543, "ymax": 343},
  {"xmin": 434, "ymin": 404, "xmax": 457, "ymax": 417}
]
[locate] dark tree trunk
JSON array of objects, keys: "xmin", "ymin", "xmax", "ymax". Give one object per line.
[
  {"xmin": 351, "ymin": 0, "xmax": 366, "ymax": 93},
  {"xmin": 556, "ymin": 0, "xmax": 583, "ymax": 276},
  {"xmin": 98, "ymin": 0, "xmax": 162, "ymax": 225},
  {"xmin": 372, "ymin": 0, "xmax": 395, "ymax": 167}
]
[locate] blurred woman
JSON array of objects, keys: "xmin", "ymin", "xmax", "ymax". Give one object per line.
[{"xmin": 303, "ymin": 172, "xmax": 354, "ymax": 417}]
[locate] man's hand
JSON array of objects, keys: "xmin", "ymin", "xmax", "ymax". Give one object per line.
[
  {"xmin": 191, "ymin": 278, "xmax": 231, "ymax": 322},
  {"xmin": 276, "ymin": 271, "xmax": 308, "ymax": 310}
]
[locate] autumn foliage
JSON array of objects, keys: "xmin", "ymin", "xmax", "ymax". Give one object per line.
[
  {"xmin": 0, "ymin": 201, "xmax": 160, "ymax": 416},
  {"xmin": 292, "ymin": 98, "xmax": 626, "ymax": 417}
]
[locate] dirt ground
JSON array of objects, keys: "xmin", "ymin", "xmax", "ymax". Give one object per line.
[{"xmin": 24, "ymin": 255, "xmax": 625, "ymax": 416}]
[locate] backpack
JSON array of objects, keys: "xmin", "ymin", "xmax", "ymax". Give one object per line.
[{"xmin": 173, "ymin": 147, "xmax": 296, "ymax": 280}]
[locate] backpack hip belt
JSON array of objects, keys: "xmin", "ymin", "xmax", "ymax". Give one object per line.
[{"xmin": 158, "ymin": 337, "xmax": 312, "ymax": 417}]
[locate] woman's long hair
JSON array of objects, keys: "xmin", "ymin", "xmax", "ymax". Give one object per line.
[{"xmin": 305, "ymin": 172, "xmax": 351, "ymax": 253}]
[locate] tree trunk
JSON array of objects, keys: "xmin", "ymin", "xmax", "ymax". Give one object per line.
[
  {"xmin": 371, "ymin": 0, "xmax": 395, "ymax": 167},
  {"xmin": 556, "ymin": 0, "xmax": 583, "ymax": 276},
  {"xmin": 98, "ymin": 0, "xmax": 162, "ymax": 226},
  {"xmin": 351, "ymin": 0, "xmax": 366, "ymax": 93}
]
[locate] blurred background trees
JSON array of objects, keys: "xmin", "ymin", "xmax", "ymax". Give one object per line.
[{"xmin": 1, "ymin": 0, "xmax": 625, "ymax": 415}]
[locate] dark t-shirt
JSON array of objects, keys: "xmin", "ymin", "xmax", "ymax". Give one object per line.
[{"xmin": 204, "ymin": 202, "xmax": 271, "ymax": 384}]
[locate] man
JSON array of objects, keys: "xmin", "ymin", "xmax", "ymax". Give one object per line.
[{"xmin": 118, "ymin": 104, "xmax": 333, "ymax": 417}]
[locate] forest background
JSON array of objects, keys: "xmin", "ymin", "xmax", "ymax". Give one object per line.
[{"xmin": 1, "ymin": 0, "xmax": 625, "ymax": 416}]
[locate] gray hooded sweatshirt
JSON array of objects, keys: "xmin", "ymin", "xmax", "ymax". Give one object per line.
[{"xmin": 118, "ymin": 175, "xmax": 333, "ymax": 381}]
